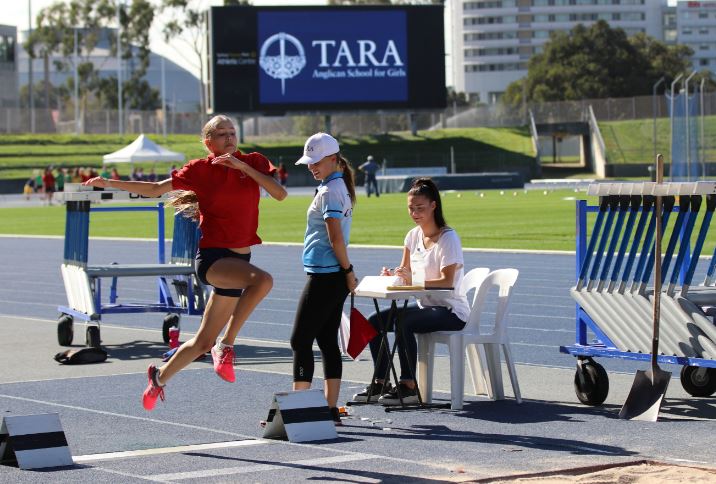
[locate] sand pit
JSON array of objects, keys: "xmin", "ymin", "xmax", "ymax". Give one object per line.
[{"xmin": 484, "ymin": 461, "xmax": 716, "ymax": 483}]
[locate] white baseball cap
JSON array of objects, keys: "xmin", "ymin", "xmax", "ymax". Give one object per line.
[{"xmin": 295, "ymin": 132, "xmax": 340, "ymax": 165}]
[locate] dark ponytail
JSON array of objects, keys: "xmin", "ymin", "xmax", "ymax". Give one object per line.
[
  {"xmin": 408, "ymin": 177, "xmax": 446, "ymax": 228},
  {"xmin": 337, "ymin": 153, "xmax": 356, "ymax": 206}
]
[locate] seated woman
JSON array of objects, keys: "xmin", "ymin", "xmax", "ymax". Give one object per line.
[{"xmin": 353, "ymin": 177, "xmax": 470, "ymax": 405}]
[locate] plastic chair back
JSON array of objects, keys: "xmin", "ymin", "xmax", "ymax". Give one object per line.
[
  {"xmin": 459, "ymin": 267, "xmax": 490, "ymax": 332},
  {"xmin": 465, "ymin": 268, "xmax": 519, "ymax": 337}
]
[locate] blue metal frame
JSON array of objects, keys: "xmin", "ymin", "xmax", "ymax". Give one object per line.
[
  {"xmin": 560, "ymin": 199, "xmax": 716, "ymax": 369},
  {"xmin": 58, "ymin": 202, "xmax": 203, "ymax": 323}
]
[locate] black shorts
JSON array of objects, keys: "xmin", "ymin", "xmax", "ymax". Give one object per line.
[{"xmin": 195, "ymin": 248, "xmax": 251, "ymax": 297}]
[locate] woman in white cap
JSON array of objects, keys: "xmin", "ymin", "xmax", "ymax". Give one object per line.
[{"xmin": 291, "ymin": 132, "xmax": 357, "ymax": 426}]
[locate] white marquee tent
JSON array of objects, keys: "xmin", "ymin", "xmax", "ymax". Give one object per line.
[{"xmin": 102, "ymin": 134, "xmax": 185, "ymax": 165}]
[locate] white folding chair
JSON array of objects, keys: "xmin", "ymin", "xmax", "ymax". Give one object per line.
[
  {"xmin": 417, "ymin": 268, "xmax": 521, "ymax": 410},
  {"xmin": 417, "ymin": 267, "xmax": 490, "ymax": 409}
]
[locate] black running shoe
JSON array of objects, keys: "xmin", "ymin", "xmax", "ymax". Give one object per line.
[
  {"xmin": 378, "ymin": 382, "xmax": 419, "ymax": 406},
  {"xmin": 351, "ymin": 381, "xmax": 393, "ymax": 403}
]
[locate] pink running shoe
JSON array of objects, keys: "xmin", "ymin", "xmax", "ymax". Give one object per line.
[
  {"xmin": 142, "ymin": 364, "xmax": 165, "ymax": 411},
  {"xmin": 211, "ymin": 345, "xmax": 236, "ymax": 382}
]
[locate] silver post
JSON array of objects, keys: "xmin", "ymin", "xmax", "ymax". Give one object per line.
[
  {"xmin": 700, "ymin": 78, "xmax": 705, "ymax": 179},
  {"xmin": 669, "ymin": 74, "xmax": 683, "ymax": 180},
  {"xmin": 652, "ymin": 77, "xmax": 665, "ymax": 166},
  {"xmin": 684, "ymin": 71, "xmax": 696, "ymax": 181}
]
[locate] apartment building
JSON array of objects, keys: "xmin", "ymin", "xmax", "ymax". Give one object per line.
[
  {"xmin": 676, "ymin": 1, "xmax": 716, "ymax": 72},
  {"xmin": 449, "ymin": 0, "xmax": 667, "ymax": 104}
]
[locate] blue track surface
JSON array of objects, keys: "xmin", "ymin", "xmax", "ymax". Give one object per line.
[{"xmin": 1, "ymin": 236, "xmax": 715, "ymax": 482}]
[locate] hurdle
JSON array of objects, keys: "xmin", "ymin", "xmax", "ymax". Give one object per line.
[
  {"xmin": 56, "ymin": 185, "xmax": 204, "ymax": 348},
  {"xmin": 561, "ymin": 181, "xmax": 716, "ymax": 405}
]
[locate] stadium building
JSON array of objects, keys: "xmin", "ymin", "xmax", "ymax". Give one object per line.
[
  {"xmin": 0, "ymin": 24, "xmax": 18, "ymax": 108},
  {"xmin": 16, "ymin": 28, "xmax": 200, "ymax": 112}
]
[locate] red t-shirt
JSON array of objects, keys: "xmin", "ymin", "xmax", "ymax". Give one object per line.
[
  {"xmin": 43, "ymin": 172, "xmax": 56, "ymax": 190},
  {"xmin": 171, "ymin": 151, "xmax": 276, "ymax": 249}
]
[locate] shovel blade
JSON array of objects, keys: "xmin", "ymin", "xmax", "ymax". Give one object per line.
[{"xmin": 618, "ymin": 367, "xmax": 671, "ymax": 421}]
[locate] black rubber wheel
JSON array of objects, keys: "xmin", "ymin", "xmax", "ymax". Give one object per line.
[
  {"xmin": 680, "ymin": 366, "xmax": 716, "ymax": 397},
  {"xmin": 57, "ymin": 315, "xmax": 73, "ymax": 346},
  {"xmin": 86, "ymin": 326, "xmax": 101, "ymax": 348},
  {"xmin": 574, "ymin": 359, "xmax": 609, "ymax": 406},
  {"xmin": 163, "ymin": 314, "xmax": 180, "ymax": 344}
]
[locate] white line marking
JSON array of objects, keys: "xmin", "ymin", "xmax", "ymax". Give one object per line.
[
  {"xmin": 0, "ymin": 394, "xmax": 255, "ymax": 438},
  {"xmin": 150, "ymin": 454, "xmax": 377, "ymax": 481},
  {"xmin": 74, "ymin": 439, "xmax": 268, "ymax": 463}
]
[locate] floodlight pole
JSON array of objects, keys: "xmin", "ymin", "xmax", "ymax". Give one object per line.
[
  {"xmin": 28, "ymin": 0, "xmax": 35, "ymax": 133},
  {"xmin": 652, "ymin": 76, "xmax": 665, "ymax": 166},
  {"xmin": 161, "ymin": 56, "xmax": 166, "ymax": 138},
  {"xmin": 684, "ymin": 71, "xmax": 696, "ymax": 181},
  {"xmin": 117, "ymin": 0, "xmax": 123, "ymax": 137},
  {"xmin": 74, "ymin": 27, "xmax": 79, "ymax": 135},
  {"xmin": 669, "ymin": 74, "xmax": 683, "ymax": 179}
]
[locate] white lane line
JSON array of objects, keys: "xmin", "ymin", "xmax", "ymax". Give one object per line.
[
  {"xmin": 74, "ymin": 439, "xmax": 267, "ymax": 463},
  {"xmin": 510, "ymin": 326, "xmax": 572, "ymax": 333},
  {"xmin": 0, "ymin": 393, "xmax": 468, "ymax": 476},
  {"xmin": 150, "ymin": 454, "xmax": 377, "ymax": 481},
  {"xmin": 0, "ymin": 394, "xmax": 255, "ymax": 439}
]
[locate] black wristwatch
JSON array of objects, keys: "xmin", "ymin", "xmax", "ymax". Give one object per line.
[{"xmin": 341, "ymin": 264, "xmax": 354, "ymax": 274}]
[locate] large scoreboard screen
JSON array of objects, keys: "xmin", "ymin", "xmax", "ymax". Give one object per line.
[{"xmin": 209, "ymin": 5, "xmax": 446, "ymax": 113}]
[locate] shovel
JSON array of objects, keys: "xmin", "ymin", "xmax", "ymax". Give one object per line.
[{"xmin": 619, "ymin": 154, "xmax": 671, "ymax": 421}]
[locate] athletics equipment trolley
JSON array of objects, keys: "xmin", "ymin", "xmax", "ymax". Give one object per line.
[
  {"xmin": 57, "ymin": 186, "xmax": 205, "ymax": 348},
  {"xmin": 561, "ymin": 181, "xmax": 716, "ymax": 405}
]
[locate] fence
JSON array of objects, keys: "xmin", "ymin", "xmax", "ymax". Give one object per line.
[{"xmin": 2, "ymin": 93, "xmax": 714, "ymax": 136}]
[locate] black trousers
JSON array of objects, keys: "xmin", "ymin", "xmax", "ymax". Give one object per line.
[{"xmin": 291, "ymin": 271, "xmax": 349, "ymax": 382}]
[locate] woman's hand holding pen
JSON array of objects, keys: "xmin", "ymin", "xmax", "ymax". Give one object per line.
[{"xmin": 382, "ymin": 266, "xmax": 410, "ymax": 285}]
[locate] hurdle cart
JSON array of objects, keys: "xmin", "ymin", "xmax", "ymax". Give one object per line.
[
  {"xmin": 57, "ymin": 186, "xmax": 205, "ymax": 348},
  {"xmin": 561, "ymin": 182, "xmax": 716, "ymax": 405}
]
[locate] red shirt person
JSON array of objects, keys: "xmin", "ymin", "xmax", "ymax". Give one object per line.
[{"xmin": 83, "ymin": 115, "xmax": 287, "ymax": 411}]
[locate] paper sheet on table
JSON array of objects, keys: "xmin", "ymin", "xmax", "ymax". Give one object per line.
[{"xmin": 356, "ymin": 275, "xmax": 413, "ymax": 293}]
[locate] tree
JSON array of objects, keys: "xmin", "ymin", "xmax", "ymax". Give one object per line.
[
  {"xmin": 502, "ymin": 21, "xmax": 694, "ymax": 107},
  {"xmin": 161, "ymin": 0, "xmax": 210, "ymax": 114},
  {"xmin": 26, "ymin": 0, "xmax": 160, "ymax": 119}
]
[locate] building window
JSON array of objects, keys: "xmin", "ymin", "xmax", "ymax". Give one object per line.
[{"xmin": 0, "ymin": 36, "xmax": 15, "ymax": 63}]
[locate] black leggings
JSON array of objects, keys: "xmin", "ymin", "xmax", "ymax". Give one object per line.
[{"xmin": 291, "ymin": 272, "xmax": 349, "ymax": 382}]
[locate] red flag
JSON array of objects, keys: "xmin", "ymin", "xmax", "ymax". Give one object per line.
[{"xmin": 346, "ymin": 296, "xmax": 378, "ymax": 360}]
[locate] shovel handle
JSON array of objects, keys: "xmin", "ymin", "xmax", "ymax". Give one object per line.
[{"xmin": 652, "ymin": 154, "xmax": 663, "ymax": 369}]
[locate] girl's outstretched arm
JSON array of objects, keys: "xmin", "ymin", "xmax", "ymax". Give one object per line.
[{"xmin": 83, "ymin": 177, "xmax": 174, "ymax": 198}]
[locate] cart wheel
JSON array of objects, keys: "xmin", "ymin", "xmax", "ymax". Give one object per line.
[
  {"xmin": 163, "ymin": 314, "xmax": 180, "ymax": 344},
  {"xmin": 57, "ymin": 315, "xmax": 73, "ymax": 346},
  {"xmin": 86, "ymin": 326, "xmax": 101, "ymax": 348},
  {"xmin": 680, "ymin": 366, "xmax": 716, "ymax": 397},
  {"xmin": 574, "ymin": 359, "xmax": 609, "ymax": 406}
]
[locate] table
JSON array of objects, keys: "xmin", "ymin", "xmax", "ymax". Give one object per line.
[{"xmin": 350, "ymin": 279, "xmax": 455, "ymax": 411}]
